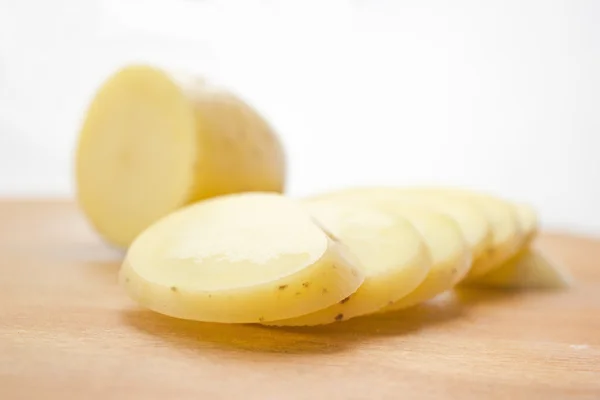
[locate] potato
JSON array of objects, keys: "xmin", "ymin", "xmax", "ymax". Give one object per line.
[
  {"xmin": 397, "ymin": 187, "xmax": 525, "ymax": 280},
  {"xmin": 467, "ymin": 248, "xmax": 572, "ymax": 289},
  {"xmin": 119, "ymin": 193, "xmax": 365, "ymax": 323},
  {"xmin": 310, "ymin": 187, "xmax": 492, "ymax": 265},
  {"xmin": 367, "ymin": 204, "xmax": 471, "ymax": 311},
  {"xmin": 304, "ymin": 194, "xmax": 472, "ymax": 312},
  {"xmin": 263, "ymin": 203, "xmax": 431, "ymax": 326},
  {"xmin": 75, "ymin": 64, "xmax": 286, "ymax": 248},
  {"xmin": 513, "ymin": 202, "xmax": 539, "ymax": 244},
  {"xmin": 466, "ymin": 201, "xmax": 568, "ymax": 289}
]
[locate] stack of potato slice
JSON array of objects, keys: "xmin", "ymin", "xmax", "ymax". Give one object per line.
[
  {"xmin": 117, "ymin": 189, "xmax": 572, "ymax": 326},
  {"xmin": 75, "ymin": 64, "xmax": 572, "ymax": 326}
]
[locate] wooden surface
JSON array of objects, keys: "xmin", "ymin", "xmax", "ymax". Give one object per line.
[{"xmin": 1, "ymin": 201, "xmax": 599, "ymax": 399}]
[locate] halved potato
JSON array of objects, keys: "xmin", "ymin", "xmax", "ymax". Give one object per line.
[
  {"xmin": 119, "ymin": 193, "xmax": 365, "ymax": 323},
  {"xmin": 264, "ymin": 203, "xmax": 431, "ymax": 326},
  {"xmin": 76, "ymin": 64, "xmax": 286, "ymax": 248},
  {"xmin": 468, "ymin": 248, "xmax": 572, "ymax": 289}
]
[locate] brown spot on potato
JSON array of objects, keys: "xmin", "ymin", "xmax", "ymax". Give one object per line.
[
  {"xmin": 451, "ymin": 268, "xmax": 458, "ymax": 274},
  {"xmin": 170, "ymin": 286, "xmax": 178, "ymax": 292},
  {"xmin": 339, "ymin": 295, "xmax": 351, "ymax": 304},
  {"xmin": 278, "ymin": 284, "xmax": 288, "ymax": 290},
  {"xmin": 302, "ymin": 282, "xmax": 310, "ymax": 288},
  {"xmin": 295, "ymin": 292, "xmax": 301, "ymax": 296},
  {"xmin": 335, "ymin": 313, "xmax": 344, "ymax": 321},
  {"xmin": 322, "ymin": 288, "xmax": 329, "ymax": 295},
  {"xmin": 388, "ymin": 301, "xmax": 394, "ymax": 306},
  {"xmin": 258, "ymin": 317, "xmax": 265, "ymax": 322},
  {"xmin": 125, "ymin": 277, "xmax": 130, "ymax": 283}
]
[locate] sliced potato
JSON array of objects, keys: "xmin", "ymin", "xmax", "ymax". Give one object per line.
[
  {"xmin": 264, "ymin": 203, "xmax": 431, "ymax": 326},
  {"xmin": 467, "ymin": 248, "xmax": 572, "ymax": 289},
  {"xmin": 305, "ymin": 194, "xmax": 472, "ymax": 311},
  {"xmin": 398, "ymin": 187, "xmax": 525, "ymax": 280},
  {"xmin": 76, "ymin": 64, "xmax": 286, "ymax": 248},
  {"xmin": 371, "ymin": 204, "xmax": 471, "ymax": 311},
  {"xmin": 310, "ymin": 187, "xmax": 492, "ymax": 265},
  {"xmin": 513, "ymin": 202, "xmax": 539, "ymax": 244},
  {"xmin": 119, "ymin": 193, "xmax": 365, "ymax": 323}
]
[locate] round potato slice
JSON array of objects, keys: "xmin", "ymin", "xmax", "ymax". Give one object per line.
[
  {"xmin": 76, "ymin": 64, "xmax": 286, "ymax": 248},
  {"xmin": 397, "ymin": 187, "xmax": 525, "ymax": 280},
  {"xmin": 370, "ymin": 204, "xmax": 471, "ymax": 311},
  {"xmin": 119, "ymin": 193, "xmax": 365, "ymax": 323},
  {"xmin": 513, "ymin": 202, "xmax": 539, "ymax": 245},
  {"xmin": 305, "ymin": 194, "xmax": 471, "ymax": 312},
  {"xmin": 263, "ymin": 203, "xmax": 431, "ymax": 326},
  {"xmin": 310, "ymin": 187, "xmax": 492, "ymax": 267}
]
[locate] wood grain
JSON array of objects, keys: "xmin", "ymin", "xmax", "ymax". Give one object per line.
[{"xmin": 1, "ymin": 200, "xmax": 599, "ymax": 400}]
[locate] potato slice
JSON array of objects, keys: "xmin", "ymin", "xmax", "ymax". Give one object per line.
[
  {"xmin": 310, "ymin": 187, "xmax": 492, "ymax": 267},
  {"xmin": 513, "ymin": 202, "xmax": 539, "ymax": 244},
  {"xmin": 398, "ymin": 187, "xmax": 525, "ymax": 280},
  {"xmin": 119, "ymin": 193, "xmax": 365, "ymax": 323},
  {"xmin": 305, "ymin": 194, "xmax": 471, "ymax": 312},
  {"xmin": 467, "ymin": 248, "xmax": 572, "ymax": 289},
  {"xmin": 369, "ymin": 204, "xmax": 472, "ymax": 311},
  {"xmin": 263, "ymin": 203, "xmax": 431, "ymax": 326},
  {"xmin": 76, "ymin": 64, "xmax": 286, "ymax": 248}
]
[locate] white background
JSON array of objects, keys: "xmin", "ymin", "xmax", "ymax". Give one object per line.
[{"xmin": 0, "ymin": 0, "xmax": 599, "ymax": 235}]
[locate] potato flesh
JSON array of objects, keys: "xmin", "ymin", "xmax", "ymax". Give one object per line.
[
  {"xmin": 264, "ymin": 204, "xmax": 431, "ymax": 326},
  {"xmin": 119, "ymin": 193, "xmax": 365, "ymax": 323},
  {"xmin": 405, "ymin": 189, "xmax": 525, "ymax": 280},
  {"xmin": 373, "ymin": 206, "xmax": 472, "ymax": 311},
  {"xmin": 309, "ymin": 188, "xmax": 491, "ymax": 262},
  {"xmin": 305, "ymin": 195, "xmax": 471, "ymax": 312},
  {"xmin": 76, "ymin": 65, "xmax": 285, "ymax": 248}
]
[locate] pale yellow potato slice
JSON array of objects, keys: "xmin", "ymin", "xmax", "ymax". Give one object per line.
[
  {"xmin": 371, "ymin": 204, "xmax": 471, "ymax": 311},
  {"xmin": 467, "ymin": 201, "xmax": 561, "ymax": 289},
  {"xmin": 513, "ymin": 202, "xmax": 539, "ymax": 245},
  {"xmin": 468, "ymin": 248, "xmax": 572, "ymax": 289},
  {"xmin": 397, "ymin": 187, "xmax": 525, "ymax": 280},
  {"xmin": 263, "ymin": 203, "xmax": 431, "ymax": 326},
  {"xmin": 119, "ymin": 193, "xmax": 365, "ymax": 323},
  {"xmin": 76, "ymin": 64, "xmax": 286, "ymax": 248},
  {"xmin": 310, "ymin": 187, "xmax": 492, "ymax": 268},
  {"xmin": 304, "ymin": 194, "xmax": 471, "ymax": 312}
]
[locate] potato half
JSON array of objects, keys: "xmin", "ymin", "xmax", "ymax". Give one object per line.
[
  {"xmin": 264, "ymin": 203, "xmax": 431, "ymax": 326},
  {"xmin": 119, "ymin": 193, "xmax": 365, "ymax": 323},
  {"xmin": 76, "ymin": 64, "xmax": 286, "ymax": 248}
]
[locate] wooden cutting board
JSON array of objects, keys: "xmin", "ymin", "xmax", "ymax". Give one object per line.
[{"xmin": 1, "ymin": 201, "xmax": 599, "ymax": 399}]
